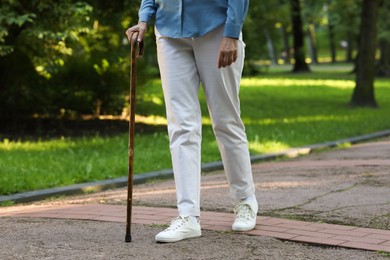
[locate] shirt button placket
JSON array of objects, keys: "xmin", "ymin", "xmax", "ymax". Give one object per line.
[{"xmin": 178, "ymin": 0, "xmax": 183, "ymax": 38}]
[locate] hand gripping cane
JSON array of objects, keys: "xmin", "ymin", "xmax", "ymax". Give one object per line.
[{"xmin": 125, "ymin": 32, "xmax": 143, "ymax": 243}]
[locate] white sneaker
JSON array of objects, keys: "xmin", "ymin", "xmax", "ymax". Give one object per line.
[
  {"xmin": 155, "ymin": 216, "xmax": 201, "ymax": 243},
  {"xmin": 232, "ymin": 199, "xmax": 258, "ymax": 231}
]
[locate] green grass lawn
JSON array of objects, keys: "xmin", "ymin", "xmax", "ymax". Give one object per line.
[{"xmin": 1, "ymin": 63, "xmax": 390, "ymax": 195}]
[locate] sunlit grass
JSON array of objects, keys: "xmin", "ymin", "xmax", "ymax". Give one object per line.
[
  {"xmin": 1, "ymin": 63, "xmax": 390, "ymax": 195},
  {"xmin": 241, "ymin": 78, "xmax": 355, "ymax": 89},
  {"xmin": 0, "ymin": 133, "xmax": 172, "ymax": 195},
  {"xmin": 243, "ymin": 114, "xmax": 349, "ymax": 126},
  {"xmin": 248, "ymin": 137, "xmax": 290, "ymax": 154},
  {"xmin": 135, "ymin": 114, "xmax": 167, "ymax": 125}
]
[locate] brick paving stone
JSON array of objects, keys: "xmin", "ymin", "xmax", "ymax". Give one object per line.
[
  {"xmin": 204, "ymin": 225, "xmax": 231, "ymax": 231},
  {"xmin": 246, "ymin": 230, "xmax": 299, "ymax": 240},
  {"xmin": 259, "ymin": 218, "xmax": 285, "ymax": 225},
  {"xmin": 201, "ymin": 212, "xmax": 234, "ymax": 219},
  {"xmin": 278, "ymin": 219, "xmax": 312, "ymax": 226},
  {"xmin": 275, "ymin": 223, "xmax": 323, "ymax": 232},
  {"xmin": 317, "ymin": 229, "xmax": 372, "ymax": 237},
  {"xmin": 92, "ymin": 216, "xmax": 124, "ymax": 222},
  {"xmin": 135, "ymin": 214, "xmax": 169, "ymax": 221},
  {"xmin": 55, "ymin": 213, "xmax": 97, "ymax": 220},
  {"xmin": 201, "ymin": 219, "xmax": 231, "ymax": 227},
  {"xmin": 152, "ymin": 211, "xmax": 176, "ymax": 217},
  {"xmin": 256, "ymin": 216, "xmax": 272, "ymax": 222},
  {"xmin": 256, "ymin": 225, "xmax": 289, "ymax": 233},
  {"xmin": 1, "ymin": 204, "xmax": 390, "ymax": 252},
  {"xmin": 353, "ymin": 227, "xmax": 390, "ymax": 235},
  {"xmin": 134, "ymin": 219, "xmax": 168, "ymax": 225},
  {"xmin": 308, "ymin": 223, "xmax": 358, "ymax": 231},
  {"xmin": 201, "ymin": 220, "xmax": 230, "ymax": 226},
  {"xmin": 331, "ymin": 235, "xmax": 386, "ymax": 245},
  {"xmin": 285, "ymin": 229, "xmax": 336, "ymax": 239},
  {"xmin": 341, "ymin": 242, "xmax": 390, "ymax": 252},
  {"xmin": 382, "ymin": 241, "xmax": 390, "ymax": 246},
  {"xmin": 289, "ymin": 236, "xmax": 347, "ymax": 246},
  {"xmin": 366, "ymin": 233, "xmax": 390, "ymax": 240}
]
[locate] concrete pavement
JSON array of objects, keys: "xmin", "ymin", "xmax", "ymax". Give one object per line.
[{"xmin": 1, "ymin": 136, "xmax": 390, "ymax": 259}]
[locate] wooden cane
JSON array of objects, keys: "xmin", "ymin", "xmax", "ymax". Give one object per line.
[{"xmin": 125, "ymin": 31, "xmax": 143, "ymax": 243}]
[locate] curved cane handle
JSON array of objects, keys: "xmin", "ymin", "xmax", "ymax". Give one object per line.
[{"xmin": 130, "ymin": 32, "xmax": 144, "ymax": 59}]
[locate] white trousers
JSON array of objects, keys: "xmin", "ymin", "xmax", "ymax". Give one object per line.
[{"xmin": 155, "ymin": 26, "xmax": 255, "ymax": 217}]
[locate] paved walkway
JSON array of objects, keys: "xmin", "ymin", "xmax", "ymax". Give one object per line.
[
  {"xmin": 1, "ymin": 136, "xmax": 390, "ymax": 258},
  {"xmin": 1, "ymin": 203, "xmax": 389, "ymax": 252}
]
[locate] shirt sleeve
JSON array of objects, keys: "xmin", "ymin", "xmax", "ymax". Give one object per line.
[
  {"xmin": 138, "ymin": 0, "xmax": 157, "ymax": 24},
  {"xmin": 224, "ymin": 0, "xmax": 249, "ymax": 38}
]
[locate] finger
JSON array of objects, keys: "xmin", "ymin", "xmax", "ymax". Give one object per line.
[
  {"xmin": 221, "ymin": 55, "xmax": 230, "ymax": 68},
  {"xmin": 137, "ymin": 28, "xmax": 145, "ymax": 42},
  {"xmin": 219, "ymin": 54, "xmax": 229, "ymax": 68},
  {"xmin": 126, "ymin": 24, "xmax": 141, "ymax": 34},
  {"xmin": 226, "ymin": 57, "xmax": 233, "ymax": 67},
  {"xmin": 125, "ymin": 28, "xmax": 136, "ymax": 40},
  {"xmin": 232, "ymin": 50, "xmax": 238, "ymax": 64},
  {"xmin": 224, "ymin": 50, "xmax": 237, "ymax": 67},
  {"xmin": 217, "ymin": 52, "xmax": 223, "ymax": 69}
]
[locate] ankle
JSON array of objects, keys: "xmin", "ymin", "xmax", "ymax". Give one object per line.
[
  {"xmin": 183, "ymin": 215, "xmax": 200, "ymax": 224},
  {"xmin": 241, "ymin": 194, "xmax": 257, "ymax": 204}
]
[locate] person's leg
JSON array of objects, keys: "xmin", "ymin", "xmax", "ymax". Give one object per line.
[
  {"xmin": 193, "ymin": 26, "xmax": 255, "ymax": 201},
  {"xmin": 154, "ymin": 29, "xmax": 202, "ymax": 242},
  {"xmin": 193, "ymin": 26, "xmax": 258, "ymax": 231}
]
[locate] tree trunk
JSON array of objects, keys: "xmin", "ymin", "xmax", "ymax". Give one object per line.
[
  {"xmin": 264, "ymin": 29, "xmax": 277, "ymax": 65},
  {"xmin": 376, "ymin": 39, "xmax": 390, "ymax": 77},
  {"xmin": 280, "ymin": 24, "xmax": 291, "ymax": 64},
  {"xmin": 308, "ymin": 20, "xmax": 319, "ymax": 64},
  {"xmin": 346, "ymin": 30, "xmax": 354, "ymax": 62},
  {"xmin": 291, "ymin": 0, "xmax": 310, "ymax": 72},
  {"xmin": 328, "ymin": 22, "xmax": 337, "ymax": 63},
  {"xmin": 326, "ymin": 1, "xmax": 337, "ymax": 63},
  {"xmin": 351, "ymin": 32, "xmax": 361, "ymax": 74},
  {"xmin": 350, "ymin": 0, "xmax": 381, "ymax": 107}
]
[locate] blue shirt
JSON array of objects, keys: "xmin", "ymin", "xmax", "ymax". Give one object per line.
[{"xmin": 138, "ymin": 0, "xmax": 249, "ymax": 39}]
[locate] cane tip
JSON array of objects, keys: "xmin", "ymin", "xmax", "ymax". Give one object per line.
[{"xmin": 125, "ymin": 234, "xmax": 132, "ymax": 243}]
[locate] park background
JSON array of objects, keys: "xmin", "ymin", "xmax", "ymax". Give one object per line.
[{"xmin": 0, "ymin": 0, "xmax": 389, "ymax": 198}]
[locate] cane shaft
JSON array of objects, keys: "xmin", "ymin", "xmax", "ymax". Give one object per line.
[{"xmin": 125, "ymin": 32, "xmax": 143, "ymax": 243}]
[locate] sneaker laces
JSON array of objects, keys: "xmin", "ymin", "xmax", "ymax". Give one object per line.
[
  {"xmin": 166, "ymin": 216, "xmax": 188, "ymax": 231},
  {"xmin": 234, "ymin": 203, "xmax": 255, "ymax": 221}
]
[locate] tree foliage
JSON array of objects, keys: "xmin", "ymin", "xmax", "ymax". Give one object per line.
[
  {"xmin": 0, "ymin": 0, "xmax": 148, "ymax": 116},
  {"xmin": 0, "ymin": 0, "xmax": 389, "ymax": 118}
]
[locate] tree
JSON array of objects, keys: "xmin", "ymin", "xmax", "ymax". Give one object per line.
[
  {"xmin": 326, "ymin": 2, "xmax": 337, "ymax": 63},
  {"xmin": 378, "ymin": 39, "xmax": 390, "ymax": 77},
  {"xmin": 291, "ymin": 0, "xmax": 310, "ymax": 72},
  {"xmin": 304, "ymin": 0, "xmax": 329, "ymax": 64},
  {"xmin": 0, "ymin": 0, "xmax": 150, "ymax": 117},
  {"xmin": 0, "ymin": 0, "xmax": 95, "ymax": 115},
  {"xmin": 279, "ymin": 23, "xmax": 292, "ymax": 64},
  {"xmin": 377, "ymin": 0, "xmax": 390, "ymax": 77},
  {"xmin": 0, "ymin": 2, "xmax": 35, "ymax": 56},
  {"xmin": 244, "ymin": 1, "xmax": 291, "ymax": 73},
  {"xmin": 350, "ymin": 0, "xmax": 382, "ymax": 107},
  {"xmin": 329, "ymin": 0, "xmax": 361, "ymax": 63}
]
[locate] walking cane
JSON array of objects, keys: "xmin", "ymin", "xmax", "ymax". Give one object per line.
[{"xmin": 125, "ymin": 31, "xmax": 143, "ymax": 243}]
